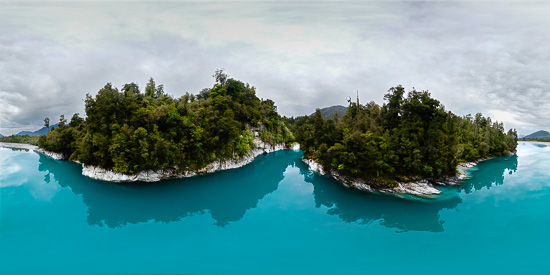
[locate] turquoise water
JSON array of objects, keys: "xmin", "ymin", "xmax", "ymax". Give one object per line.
[{"xmin": 0, "ymin": 142, "xmax": 548, "ymax": 274}]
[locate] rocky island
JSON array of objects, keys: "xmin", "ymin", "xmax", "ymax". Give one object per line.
[
  {"xmin": 287, "ymin": 86, "xmax": 517, "ymax": 196},
  {"xmin": 37, "ymin": 71, "xmax": 296, "ymax": 182},
  {"xmin": 31, "ymin": 73, "xmax": 517, "ymax": 196}
]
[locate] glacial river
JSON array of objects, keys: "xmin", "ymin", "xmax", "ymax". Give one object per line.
[{"xmin": 0, "ymin": 142, "xmax": 548, "ymax": 274}]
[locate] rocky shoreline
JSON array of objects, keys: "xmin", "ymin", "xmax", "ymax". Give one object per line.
[
  {"xmin": 0, "ymin": 141, "xmax": 509, "ymax": 195},
  {"xmin": 302, "ymin": 154, "xmax": 513, "ymax": 197},
  {"xmin": 1, "ymin": 141, "xmax": 298, "ymax": 182},
  {"xmin": 81, "ymin": 141, "xmax": 294, "ymax": 182}
]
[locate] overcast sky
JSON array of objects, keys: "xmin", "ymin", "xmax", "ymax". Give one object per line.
[{"xmin": 1, "ymin": 1, "xmax": 549, "ymax": 135}]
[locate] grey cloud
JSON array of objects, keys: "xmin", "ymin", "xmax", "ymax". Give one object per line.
[{"xmin": 1, "ymin": 1, "xmax": 549, "ymax": 135}]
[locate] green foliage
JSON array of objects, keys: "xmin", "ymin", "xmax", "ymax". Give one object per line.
[
  {"xmin": 0, "ymin": 134, "xmax": 40, "ymax": 145},
  {"xmin": 288, "ymin": 86, "xmax": 518, "ymax": 182},
  {"xmin": 519, "ymin": 137, "xmax": 550, "ymax": 142},
  {"xmin": 38, "ymin": 71, "xmax": 293, "ymax": 174},
  {"xmin": 38, "ymin": 113, "xmax": 85, "ymax": 159}
]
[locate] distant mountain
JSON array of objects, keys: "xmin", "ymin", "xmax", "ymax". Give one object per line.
[
  {"xmin": 523, "ymin": 130, "xmax": 550, "ymax": 139},
  {"xmin": 0, "ymin": 133, "xmax": 3, "ymax": 137},
  {"xmin": 312, "ymin": 105, "xmax": 348, "ymax": 119},
  {"xmin": 16, "ymin": 124, "xmax": 58, "ymax": 136}
]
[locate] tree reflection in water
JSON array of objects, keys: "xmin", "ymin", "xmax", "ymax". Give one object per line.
[
  {"xmin": 37, "ymin": 149, "xmax": 518, "ymax": 232},
  {"xmin": 38, "ymin": 150, "xmax": 298, "ymax": 228},
  {"xmin": 297, "ymin": 154, "xmax": 518, "ymax": 233},
  {"xmin": 458, "ymin": 155, "xmax": 518, "ymax": 194}
]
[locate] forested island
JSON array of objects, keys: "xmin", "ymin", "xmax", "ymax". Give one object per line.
[
  {"xmin": 287, "ymin": 86, "xmax": 517, "ymax": 192},
  {"xmin": 37, "ymin": 71, "xmax": 294, "ymax": 180},
  {"xmin": 21, "ymin": 72, "xmax": 517, "ymax": 193}
]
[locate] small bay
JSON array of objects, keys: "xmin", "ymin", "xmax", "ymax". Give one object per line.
[{"xmin": 1, "ymin": 142, "xmax": 548, "ymax": 274}]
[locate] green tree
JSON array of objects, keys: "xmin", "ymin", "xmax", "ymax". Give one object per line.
[
  {"xmin": 145, "ymin": 77, "xmax": 156, "ymax": 98},
  {"xmin": 44, "ymin": 117, "xmax": 50, "ymax": 133},
  {"xmin": 38, "ymin": 72, "xmax": 294, "ymax": 175},
  {"xmin": 289, "ymin": 86, "xmax": 517, "ymax": 184}
]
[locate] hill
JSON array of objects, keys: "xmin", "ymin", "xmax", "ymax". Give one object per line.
[
  {"xmin": 311, "ymin": 105, "xmax": 347, "ymax": 119},
  {"xmin": 289, "ymin": 85, "xmax": 517, "ymax": 184},
  {"xmin": 523, "ymin": 130, "xmax": 550, "ymax": 139},
  {"xmin": 38, "ymin": 72, "xmax": 294, "ymax": 175},
  {"xmin": 16, "ymin": 124, "xmax": 58, "ymax": 136}
]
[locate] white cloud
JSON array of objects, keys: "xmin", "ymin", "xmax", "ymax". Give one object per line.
[
  {"xmin": 489, "ymin": 109, "xmax": 537, "ymax": 131},
  {"xmin": 1, "ymin": 1, "xmax": 549, "ymax": 135}
]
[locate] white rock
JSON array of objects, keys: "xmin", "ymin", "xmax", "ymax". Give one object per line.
[
  {"xmin": 36, "ymin": 149, "xmax": 65, "ymax": 160},
  {"xmin": 388, "ymin": 181, "xmax": 441, "ymax": 195},
  {"xmin": 16, "ymin": 128, "xmax": 292, "ymax": 182},
  {"xmin": 302, "ymin": 153, "xmax": 521, "ymax": 196},
  {"xmin": 80, "ymin": 141, "xmax": 289, "ymax": 182},
  {"xmin": 302, "ymin": 158, "xmax": 325, "ymax": 175},
  {"xmin": 302, "ymin": 158, "xmax": 441, "ymax": 196}
]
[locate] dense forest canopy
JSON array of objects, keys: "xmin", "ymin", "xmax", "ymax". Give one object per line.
[
  {"xmin": 39, "ymin": 71, "xmax": 294, "ymax": 174},
  {"xmin": 37, "ymin": 73, "xmax": 517, "ymax": 182},
  {"xmin": 287, "ymin": 86, "xmax": 517, "ymax": 182}
]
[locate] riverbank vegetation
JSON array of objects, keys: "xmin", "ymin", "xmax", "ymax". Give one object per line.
[
  {"xmin": 287, "ymin": 86, "xmax": 517, "ymax": 183},
  {"xmin": 0, "ymin": 135, "xmax": 40, "ymax": 145},
  {"xmin": 36, "ymin": 74, "xmax": 517, "ymax": 182},
  {"xmin": 519, "ymin": 137, "xmax": 550, "ymax": 142},
  {"xmin": 38, "ymin": 71, "xmax": 294, "ymax": 174}
]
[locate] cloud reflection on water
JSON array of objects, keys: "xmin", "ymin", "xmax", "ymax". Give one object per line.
[
  {"xmin": 1, "ymin": 148, "xmax": 61, "ymax": 201},
  {"xmin": 0, "ymin": 148, "xmax": 25, "ymax": 187}
]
